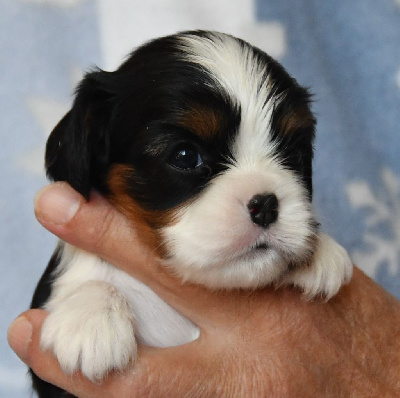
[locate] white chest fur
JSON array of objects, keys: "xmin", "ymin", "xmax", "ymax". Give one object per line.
[
  {"xmin": 40, "ymin": 242, "xmax": 199, "ymax": 381},
  {"xmin": 47, "ymin": 243, "xmax": 200, "ymax": 347}
]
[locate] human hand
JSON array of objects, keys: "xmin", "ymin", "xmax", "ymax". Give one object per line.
[{"xmin": 8, "ymin": 183, "xmax": 400, "ymax": 397}]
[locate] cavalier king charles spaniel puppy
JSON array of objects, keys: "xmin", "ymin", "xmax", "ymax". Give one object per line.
[{"xmin": 30, "ymin": 31, "xmax": 352, "ymax": 397}]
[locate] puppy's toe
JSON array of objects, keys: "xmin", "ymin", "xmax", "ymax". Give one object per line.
[
  {"xmin": 41, "ymin": 281, "xmax": 137, "ymax": 382},
  {"xmin": 280, "ymin": 233, "xmax": 353, "ymax": 300}
]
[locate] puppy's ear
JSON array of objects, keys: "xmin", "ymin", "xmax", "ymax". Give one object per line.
[{"xmin": 45, "ymin": 70, "xmax": 114, "ymax": 199}]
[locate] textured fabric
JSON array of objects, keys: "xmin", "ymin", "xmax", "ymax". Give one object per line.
[{"xmin": 1, "ymin": 1, "xmax": 399, "ymax": 395}]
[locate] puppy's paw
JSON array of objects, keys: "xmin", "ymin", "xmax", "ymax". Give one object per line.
[
  {"xmin": 280, "ymin": 233, "xmax": 353, "ymax": 300},
  {"xmin": 41, "ymin": 280, "xmax": 137, "ymax": 382}
]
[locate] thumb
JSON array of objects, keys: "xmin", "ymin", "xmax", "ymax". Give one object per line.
[{"xmin": 34, "ymin": 183, "xmax": 153, "ymax": 281}]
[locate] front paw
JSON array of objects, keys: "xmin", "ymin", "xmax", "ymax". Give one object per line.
[
  {"xmin": 280, "ymin": 233, "xmax": 353, "ymax": 300},
  {"xmin": 41, "ymin": 281, "xmax": 137, "ymax": 382}
]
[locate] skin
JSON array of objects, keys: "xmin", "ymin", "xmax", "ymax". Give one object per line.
[{"xmin": 8, "ymin": 183, "xmax": 400, "ymax": 397}]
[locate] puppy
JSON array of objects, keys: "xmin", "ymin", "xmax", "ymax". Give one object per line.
[{"xmin": 30, "ymin": 31, "xmax": 353, "ymax": 397}]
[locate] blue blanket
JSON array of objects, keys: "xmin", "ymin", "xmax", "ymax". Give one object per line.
[{"xmin": 1, "ymin": 1, "xmax": 399, "ymax": 395}]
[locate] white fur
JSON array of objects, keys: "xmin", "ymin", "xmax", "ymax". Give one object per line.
[
  {"xmin": 162, "ymin": 163, "xmax": 316, "ymax": 288},
  {"xmin": 279, "ymin": 233, "xmax": 353, "ymax": 300},
  {"xmin": 41, "ymin": 243, "xmax": 199, "ymax": 381},
  {"xmin": 162, "ymin": 33, "xmax": 319, "ymax": 289},
  {"xmin": 41, "ymin": 32, "xmax": 353, "ymax": 382},
  {"xmin": 42, "ymin": 279, "xmax": 136, "ymax": 381},
  {"xmin": 179, "ymin": 32, "xmax": 280, "ymax": 160}
]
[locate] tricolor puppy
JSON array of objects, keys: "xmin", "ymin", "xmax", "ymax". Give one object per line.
[{"xmin": 31, "ymin": 31, "xmax": 353, "ymax": 397}]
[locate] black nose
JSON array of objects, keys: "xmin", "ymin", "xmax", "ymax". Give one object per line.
[{"xmin": 247, "ymin": 193, "xmax": 279, "ymax": 228}]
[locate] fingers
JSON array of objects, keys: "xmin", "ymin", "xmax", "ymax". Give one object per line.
[
  {"xmin": 7, "ymin": 310, "xmax": 211, "ymax": 398},
  {"xmin": 7, "ymin": 310, "xmax": 161, "ymax": 397},
  {"xmin": 8, "ymin": 310, "xmax": 104, "ymax": 397}
]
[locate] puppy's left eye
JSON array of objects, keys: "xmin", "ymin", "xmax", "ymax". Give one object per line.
[{"xmin": 168, "ymin": 144, "xmax": 204, "ymax": 170}]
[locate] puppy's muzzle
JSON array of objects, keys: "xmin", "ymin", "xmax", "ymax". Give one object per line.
[{"xmin": 247, "ymin": 193, "xmax": 279, "ymax": 228}]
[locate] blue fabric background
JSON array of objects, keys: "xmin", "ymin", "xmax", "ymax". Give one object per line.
[{"xmin": 1, "ymin": 1, "xmax": 399, "ymax": 396}]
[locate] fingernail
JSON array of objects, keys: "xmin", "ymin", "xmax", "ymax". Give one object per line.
[
  {"xmin": 7, "ymin": 316, "xmax": 33, "ymax": 363},
  {"xmin": 34, "ymin": 183, "xmax": 83, "ymax": 225}
]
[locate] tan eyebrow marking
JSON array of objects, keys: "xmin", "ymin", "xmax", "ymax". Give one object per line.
[
  {"xmin": 279, "ymin": 106, "xmax": 315, "ymax": 136},
  {"xmin": 179, "ymin": 106, "xmax": 224, "ymax": 140}
]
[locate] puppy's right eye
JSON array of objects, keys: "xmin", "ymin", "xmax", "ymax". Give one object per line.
[{"xmin": 168, "ymin": 144, "xmax": 203, "ymax": 170}]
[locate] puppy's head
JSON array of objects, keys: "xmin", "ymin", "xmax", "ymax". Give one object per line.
[{"xmin": 46, "ymin": 31, "xmax": 317, "ymax": 289}]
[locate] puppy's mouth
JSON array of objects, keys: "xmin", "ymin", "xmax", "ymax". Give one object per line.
[{"xmin": 253, "ymin": 242, "xmax": 269, "ymax": 251}]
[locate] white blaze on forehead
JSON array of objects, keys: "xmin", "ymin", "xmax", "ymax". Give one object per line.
[
  {"xmin": 178, "ymin": 32, "xmax": 281, "ymax": 164},
  {"xmin": 159, "ymin": 33, "xmax": 317, "ymax": 289}
]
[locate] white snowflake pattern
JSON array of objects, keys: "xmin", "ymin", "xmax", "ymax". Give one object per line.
[{"xmin": 346, "ymin": 168, "xmax": 400, "ymax": 277}]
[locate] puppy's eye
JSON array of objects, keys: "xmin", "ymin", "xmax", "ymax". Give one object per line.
[{"xmin": 168, "ymin": 144, "xmax": 203, "ymax": 170}]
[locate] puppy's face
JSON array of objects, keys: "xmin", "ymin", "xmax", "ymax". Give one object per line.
[{"xmin": 46, "ymin": 31, "xmax": 317, "ymax": 289}]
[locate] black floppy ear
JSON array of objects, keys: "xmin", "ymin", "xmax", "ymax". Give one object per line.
[{"xmin": 45, "ymin": 70, "xmax": 114, "ymax": 199}]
